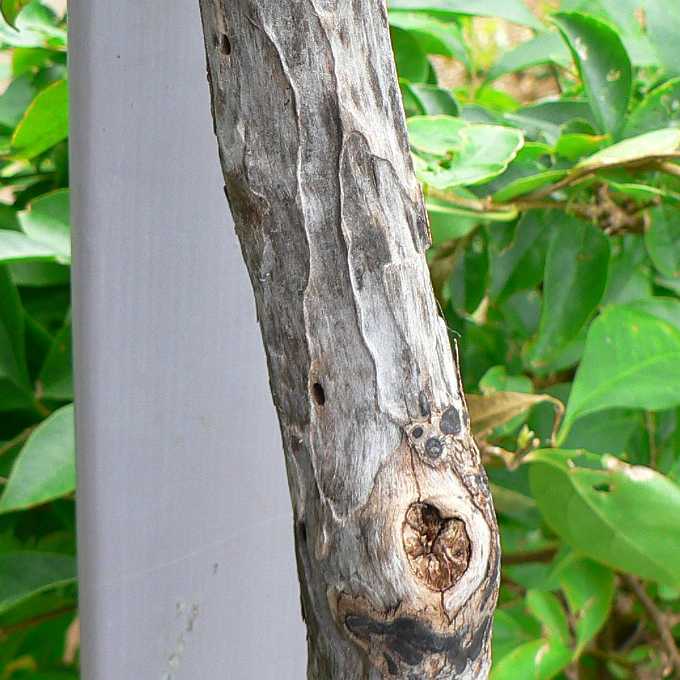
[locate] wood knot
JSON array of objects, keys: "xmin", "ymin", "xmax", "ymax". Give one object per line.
[{"xmin": 402, "ymin": 503, "xmax": 470, "ymax": 592}]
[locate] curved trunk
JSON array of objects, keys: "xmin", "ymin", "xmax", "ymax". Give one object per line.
[{"xmin": 198, "ymin": 1, "xmax": 500, "ymax": 677}]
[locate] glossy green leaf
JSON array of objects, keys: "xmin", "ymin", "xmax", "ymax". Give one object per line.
[
  {"xmin": 528, "ymin": 449, "xmax": 680, "ymax": 588},
  {"xmin": 490, "ymin": 637, "xmax": 572, "ymax": 680},
  {"xmin": 391, "ymin": 27, "xmax": 430, "ymax": 83},
  {"xmin": 487, "ymin": 32, "xmax": 569, "ymax": 82},
  {"xmin": 0, "ymin": 0, "xmax": 30, "ymax": 27},
  {"xmin": 624, "ymin": 78, "xmax": 680, "ymax": 138},
  {"xmin": 645, "ymin": 204, "xmax": 680, "ymax": 279},
  {"xmin": 553, "ymin": 12, "xmax": 631, "ymax": 135},
  {"xmin": 578, "ymin": 128, "xmax": 680, "ymax": 170},
  {"xmin": 11, "ymin": 79, "xmax": 68, "ymax": 159},
  {"xmin": 0, "ymin": 230, "xmax": 60, "ymax": 264},
  {"xmin": 0, "ymin": 74, "xmax": 35, "ymax": 129},
  {"xmin": 492, "ymin": 608, "xmax": 539, "ymax": 663},
  {"xmin": 0, "ymin": 265, "xmax": 32, "ymax": 410},
  {"xmin": 388, "ymin": 0, "xmax": 543, "ymax": 29},
  {"xmin": 0, "ymin": 2, "xmax": 65, "ymax": 49},
  {"xmin": 0, "ymin": 403, "xmax": 75, "ymax": 513},
  {"xmin": 646, "ymin": 0, "xmax": 680, "ymax": 76},
  {"xmin": 17, "ymin": 189, "xmax": 70, "ymax": 263},
  {"xmin": 526, "ymin": 590, "xmax": 570, "ymax": 646},
  {"xmin": 389, "ymin": 11, "xmax": 467, "ymax": 62},
  {"xmin": 409, "ymin": 116, "xmax": 524, "ymax": 188},
  {"xmin": 562, "ymin": 304, "xmax": 680, "ymax": 433},
  {"xmin": 555, "ymin": 133, "xmax": 607, "ymax": 161},
  {"xmin": 556, "ymin": 556, "xmax": 615, "ymax": 656},
  {"xmin": 402, "ymin": 83, "xmax": 459, "ymax": 117},
  {"xmin": 490, "ymin": 210, "xmax": 551, "ymax": 302},
  {"xmin": 0, "ymin": 551, "xmax": 75, "ymax": 615},
  {"xmin": 530, "ymin": 216, "xmax": 609, "ymax": 368}
]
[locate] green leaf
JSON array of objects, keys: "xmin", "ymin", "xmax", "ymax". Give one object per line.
[
  {"xmin": 17, "ymin": 189, "xmax": 70, "ymax": 263},
  {"xmin": 492, "ymin": 170, "xmax": 566, "ymax": 203},
  {"xmin": 11, "ymin": 79, "xmax": 68, "ymax": 159},
  {"xmin": 408, "ymin": 116, "xmax": 524, "ymax": 188},
  {"xmin": 490, "ymin": 210, "xmax": 551, "ymax": 301},
  {"xmin": 528, "ymin": 449, "xmax": 680, "ymax": 588},
  {"xmin": 562, "ymin": 304, "xmax": 680, "ymax": 434},
  {"xmin": 0, "ymin": 75, "xmax": 36, "ymax": 130},
  {"xmin": 490, "ymin": 638, "xmax": 572, "ymax": 680},
  {"xmin": 425, "ymin": 197, "xmax": 478, "ymax": 244},
  {"xmin": 553, "ymin": 12, "xmax": 632, "ymax": 136},
  {"xmin": 0, "ymin": 2, "xmax": 65, "ymax": 49},
  {"xmin": 492, "ymin": 608, "xmax": 540, "ymax": 663},
  {"xmin": 487, "ymin": 32, "xmax": 570, "ymax": 82},
  {"xmin": 0, "ymin": 403, "xmax": 74, "ymax": 513},
  {"xmin": 0, "ymin": 265, "xmax": 32, "ymax": 410},
  {"xmin": 646, "ymin": 0, "xmax": 680, "ymax": 76},
  {"xmin": 0, "ymin": 551, "xmax": 75, "ymax": 615},
  {"xmin": 388, "ymin": 0, "xmax": 543, "ymax": 29},
  {"xmin": 556, "ymin": 556, "xmax": 615, "ymax": 656},
  {"xmin": 577, "ymin": 128, "xmax": 680, "ymax": 170},
  {"xmin": 624, "ymin": 78, "xmax": 680, "ymax": 138},
  {"xmin": 402, "ymin": 83, "xmax": 459, "ymax": 117},
  {"xmin": 530, "ymin": 215, "xmax": 609, "ymax": 367},
  {"xmin": 526, "ymin": 590, "xmax": 570, "ymax": 646},
  {"xmin": 0, "ymin": 230, "xmax": 60, "ymax": 264},
  {"xmin": 391, "ymin": 27, "xmax": 430, "ymax": 83},
  {"xmin": 38, "ymin": 316, "xmax": 72, "ymax": 401},
  {"xmin": 389, "ymin": 11, "xmax": 467, "ymax": 62},
  {"xmin": 645, "ymin": 204, "xmax": 680, "ymax": 279},
  {"xmin": 554, "ymin": 133, "xmax": 607, "ymax": 162},
  {"xmin": 0, "ymin": 0, "xmax": 30, "ymax": 27}
]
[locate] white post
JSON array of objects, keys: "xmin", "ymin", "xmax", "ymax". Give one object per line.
[{"xmin": 69, "ymin": 2, "xmax": 306, "ymax": 677}]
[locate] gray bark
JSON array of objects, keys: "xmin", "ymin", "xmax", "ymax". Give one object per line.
[{"xmin": 198, "ymin": 1, "xmax": 500, "ymax": 677}]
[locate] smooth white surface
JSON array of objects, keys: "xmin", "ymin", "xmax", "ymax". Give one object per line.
[{"xmin": 69, "ymin": 2, "xmax": 306, "ymax": 677}]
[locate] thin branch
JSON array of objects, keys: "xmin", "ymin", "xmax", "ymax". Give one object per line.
[
  {"xmin": 622, "ymin": 574, "xmax": 680, "ymax": 675},
  {"xmin": 502, "ymin": 546, "xmax": 558, "ymax": 565},
  {"xmin": 0, "ymin": 605, "xmax": 77, "ymax": 639},
  {"xmin": 0, "ymin": 427, "xmax": 34, "ymax": 458}
]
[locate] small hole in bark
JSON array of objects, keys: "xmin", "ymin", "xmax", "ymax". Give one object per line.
[
  {"xmin": 403, "ymin": 502, "xmax": 470, "ymax": 591},
  {"xmin": 219, "ymin": 33, "xmax": 231, "ymax": 55},
  {"xmin": 298, "ymin": 521, "xmax": 307, "ymax": 543},
  {"xmin": 312, "ymin": 382, "xmax": 326, "ymax": 405},
  {"xmin": 424, "ymin": 436, "xmax": 443, "ymax": 458}
]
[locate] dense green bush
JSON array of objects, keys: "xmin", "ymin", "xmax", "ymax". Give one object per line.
[
  {"xmin": 0, "ymin": 2, "xmax": 74, "ymax": 678},
  {"xmin": 390, "ymin": 0, "xmax": 680, "ymax": 677},
  {"xmin": 1, "ymin": 0, "xmax": 680, "ymax": 678}
]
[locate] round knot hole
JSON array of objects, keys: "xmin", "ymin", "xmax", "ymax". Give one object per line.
[{"xmin": 402, "ymin": 502, "xmax": 470, "ymax": 592}]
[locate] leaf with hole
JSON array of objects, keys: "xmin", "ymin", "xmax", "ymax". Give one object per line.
[
  {"xmin": 528, "ymin": 449, "xmax": 680, "ymax": 588},
  {"xmin": 408, "ymin": 116, "xmax": 524, "ymax": 188},
  {"xmin": 553, "ymin": 12, "xmax": 631, "ymax": 135},
  {"xmin": 0, "ymin": 403, "xmax": 75, "ymax": 513}
]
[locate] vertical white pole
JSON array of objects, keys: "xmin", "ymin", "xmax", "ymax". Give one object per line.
[{"xmin": 69, "ymin": 2, "xmax": 306, "ymax": 677}]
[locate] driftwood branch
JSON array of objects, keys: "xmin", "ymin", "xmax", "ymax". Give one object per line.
[{"xmin": 199, "ymin": 1, "xmax": 499, "ymax": 677}]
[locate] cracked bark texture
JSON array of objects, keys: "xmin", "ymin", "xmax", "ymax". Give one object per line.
[{"xmin": 198, "ymin": 1, "xmax": 500, "ymax": 677}]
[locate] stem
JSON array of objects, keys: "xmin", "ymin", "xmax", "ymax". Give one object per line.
[
  {"xmin": 0, "ymin": 427, "xmax": 33, "ymax": 458},
  {"xmin": 622, "ymin": 574, "xmax": 680, "ymax": 675},
  {"xmin": 645, "ymin": 412, "xmax": 658, "ymax": 469},
  {"xmin": 0, "ymin": 605, "xmax": 77, "ymax": 639}
]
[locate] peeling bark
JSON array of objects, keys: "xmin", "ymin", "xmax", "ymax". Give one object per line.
[{"xmin": 198, "ymin": 1, "xmax": 500, "ymax": 677}]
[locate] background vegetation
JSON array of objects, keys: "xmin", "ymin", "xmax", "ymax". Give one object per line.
[
  {"xmin": 0, "ymin": 0, "xmax": 679, "ymax": 678},
  {"xmin": 391, "ymin": 0, "xmax": 680, "ymax": 677}
]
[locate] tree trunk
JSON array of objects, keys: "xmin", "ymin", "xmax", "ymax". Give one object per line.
[{"xmin": 198, "ymin": 1, "xmax": 500, "ymax": 677}]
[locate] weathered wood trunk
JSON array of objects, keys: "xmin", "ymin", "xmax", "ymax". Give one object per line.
[{"xmin": 198, "ymin": 1, "xmax": 500, "ymax": 677}]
